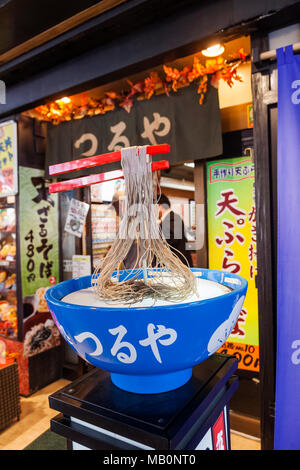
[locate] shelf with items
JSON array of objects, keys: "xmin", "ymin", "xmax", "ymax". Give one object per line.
[
  {"xmin": 0, "ymin": 194, "xmax": 18, "ymax": 341},
  {"xmin": 0, "ymin": 235, "xmax": 16, "ymax": 262},
  {"xmin": 0, "ymin": 260, "xmax": 16, "ymax": 267},
  {"xmin": 0, "ymin": 269, "xmax": 17, "ymax": 290},
  {"xmin": 0, "ymin": 294, "xmax": 18, "ymax": 340},
  {"xmin": 0, "ymin": 196, "xmax": 16, "ymax": 210},
  {"xmin": 0, "ymin": 207, "xmax": 16, "ymax": 233},
  {"xmin": 91, "ymin": 202, "xmax": 118, "ymax": 267}
]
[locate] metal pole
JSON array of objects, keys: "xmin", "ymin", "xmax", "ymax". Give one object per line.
[{"xmin": 259, "ymin": 41, "xmax": 300, "ymax": 61}]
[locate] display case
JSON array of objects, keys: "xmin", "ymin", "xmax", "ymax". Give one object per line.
[{"xmin": 0, "ymin": 196, "xmax": 18, "ymax": 340}]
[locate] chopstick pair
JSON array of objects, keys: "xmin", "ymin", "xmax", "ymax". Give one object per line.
[{"xmin": 49, "ymin": 144, "xmax": 170, "ymax": 194}]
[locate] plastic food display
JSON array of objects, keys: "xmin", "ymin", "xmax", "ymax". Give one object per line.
[
  {"xmin": 45, "ymin": 268, "xmax": 247, "ymax": 394},
  {"xmin": 0, "ymin": 200, "xmax": 17, "ymax": 339},
  {"xmin": 46, "ymin": 145, "xmax": 247, "ymax": 394}
]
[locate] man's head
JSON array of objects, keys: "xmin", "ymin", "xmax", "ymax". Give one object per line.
[{"xmin": 158, "ymin": 194, "xmax": 171, "ymax": 218}]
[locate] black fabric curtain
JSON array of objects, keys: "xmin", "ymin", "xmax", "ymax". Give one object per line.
[{"xmin": 45, "ymin": 82, "xmax": 222, "ymax": 178}]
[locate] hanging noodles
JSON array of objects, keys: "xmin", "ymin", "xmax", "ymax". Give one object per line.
[{"xmin": 92, "ymin": 146, "xmax": 197, "ymax": 304}]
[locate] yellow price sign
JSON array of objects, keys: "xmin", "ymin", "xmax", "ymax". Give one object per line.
[{"xmin": 206, "ymin": 157, "xmax": 259, "ymax": 372}]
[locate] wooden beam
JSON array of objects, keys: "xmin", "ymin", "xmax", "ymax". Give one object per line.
[
  {"xmin": 1, "ymin": 0, "xmax": 297, "ymax": 118},
  {"xmin": 0, "ymin": 0, "xmax": 126, "ymax": 66},
  {"xmin": 221, "ymin": 102, "xmax": 253, "ymax": 133}
]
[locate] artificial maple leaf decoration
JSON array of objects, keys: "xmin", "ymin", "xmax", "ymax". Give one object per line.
[
  {"xmin": 106, "ymin": 91, "xmax": 121, "ymax": 101},
  {"xmin": 238, "ymin": 47, "xmax": 247, "ymax": 61},
  {"xmin": 119, "ymin": 96, "xmax": 134, "ymax": 113},
  {"xmin": 144, "ymin": 72, "xmax": 162, "ymax": 99},
  {"xmin": 33, "ymin": 49, "xmax": 247, "ymax": 123}
]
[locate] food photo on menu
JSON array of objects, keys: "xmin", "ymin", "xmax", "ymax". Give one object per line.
[{"xmin": 22, "ymin": 286, "xmax": 61, "ymax": 358}]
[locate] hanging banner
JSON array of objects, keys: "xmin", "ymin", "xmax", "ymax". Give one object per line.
[
  {"xmin": 45, "ymin": 83, "xmax": 222, "ymax": 177},
  {"xmin": 0, "ymin": 120, "xmax": 18, "ymax": 197},
  {"xmin": 274, "ymin": 45, "xmax": 300, "ymax": 450},
  {"xmin": 19, "ymin": 166, "xmax": 61, "ymax": 357},
  {"xmin": 207, "ymin": 157, "xmax": 259, "ymax": 372}
]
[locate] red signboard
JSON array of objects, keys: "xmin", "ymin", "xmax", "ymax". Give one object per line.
[{"xmin": 212, "ymin": 410, "xmax": 227, "ymax": 450}]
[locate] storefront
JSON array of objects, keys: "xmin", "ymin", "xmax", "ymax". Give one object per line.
[
  {"xmin": 1, "ymin": 0, "xmax": 300, "ymax": 449},
  {"xmin": 0, "ymin": 116, "xmax": 63, "ymax": 396}
]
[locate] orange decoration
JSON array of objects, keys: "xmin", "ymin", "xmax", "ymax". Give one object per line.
[{"xmin": 34, "ymin": 50, "xmax": 247, "ymax": 124}]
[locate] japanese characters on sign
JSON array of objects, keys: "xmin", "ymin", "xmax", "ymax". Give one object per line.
[
  {"xmin": 0, "ymin": 121, "xmax": 18, "ymax": 197},
  {"xmin": 20, "ymin": 167, "xmax": 60, "ymax": 354},
  {"xmin": 46, "ymin": 83, "xmax": 223, "ymax": 176},
  {"xmin": 207, "ymin": 157, "xmax": 259, "ymax": 372},
  {"xmin": 58, "ymin": 322, "xmax": 177, "ymax": 366},
  {"xmin": 19, "ymin": 167, "xmax": 59, "ymax": 298},
  {"xmin": 72, "ymin": 255, "xmax": 91, "ymax": 278},
  {"xmin": 77, "ymin": 113, "xmax": 171, "ymax": 153}
]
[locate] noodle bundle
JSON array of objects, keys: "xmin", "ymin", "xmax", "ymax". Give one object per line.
[{"xmin": 92, "ymin": 146, "xmax": 197, "ymax": 304}]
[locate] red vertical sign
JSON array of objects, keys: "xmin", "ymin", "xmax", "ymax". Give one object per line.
[{"xmin": 212, "ymin": 410, "xmax": 227, "ymax": 450}]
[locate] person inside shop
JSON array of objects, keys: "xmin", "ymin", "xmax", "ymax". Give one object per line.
[
  {"xmin": 111, "ymin": 193, "xmax": 138, "ymax": 270},
  {"xmin": 157, "ymin": 194, "xmax": 193, "ymax": 267}
]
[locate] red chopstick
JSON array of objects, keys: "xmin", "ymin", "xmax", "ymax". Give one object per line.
[
  {"xmin": 49, "ymin": 160, "xmax": 169, "ymax": 193},
  {"xmin": 49, "ymin": 144, "xmax": 170, "ymax": 176}
]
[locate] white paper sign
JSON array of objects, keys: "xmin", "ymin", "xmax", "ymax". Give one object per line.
[
  {"xmin": 72, "ymin": 255, "xmax": 91, "ymax": 278},
  {"xmin": 65, "ymin": 198, "xmax": 90, "ymax": 238},
  {"xmin": 195, "ymin": 428, "xmax": 213, "ymax": 450}
]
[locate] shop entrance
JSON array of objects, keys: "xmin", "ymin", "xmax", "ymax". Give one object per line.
[{"xmin": 17, "ymin": 34, "xmax": 261, "ymax": 438}]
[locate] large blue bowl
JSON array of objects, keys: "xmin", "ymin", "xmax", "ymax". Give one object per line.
[{"xmin": 45, "ymin": 268, "xmax": 247, "ymax": 394}]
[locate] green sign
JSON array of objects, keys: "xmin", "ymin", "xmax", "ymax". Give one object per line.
[
  {"xmin": 207, "ymin": 157, "xmax": 259, "ymax": 372},
  {"xmin": 19, "ymin": 166, "xmax": 59, "ymax": 296}
]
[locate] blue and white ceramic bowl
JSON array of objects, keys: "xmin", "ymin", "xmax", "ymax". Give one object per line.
[{"xmin": 45, "ymin": 268, "xmax": 247, "ymax": 394}]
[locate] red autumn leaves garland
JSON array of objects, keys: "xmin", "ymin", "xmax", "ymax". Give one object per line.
[{"xmin": 35, "ymin": 48, "xmax": 247, "ymax": 124}]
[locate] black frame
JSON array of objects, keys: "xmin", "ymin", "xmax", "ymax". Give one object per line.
[
  {"xmin": 193, "ymin": 129, "xmax": 261, "ymax": 429},
  {"xmin": 15, "ymin": 192, "xmax": 23, "ymax": 342},
  {"xmin": 251, "ymin": 36, "xmax": 279, "ymax": 450}
]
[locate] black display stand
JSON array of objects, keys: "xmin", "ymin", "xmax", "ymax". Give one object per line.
[{"xmin": 49, "ymin": 354, "xmax": 238, "ymax": 450}]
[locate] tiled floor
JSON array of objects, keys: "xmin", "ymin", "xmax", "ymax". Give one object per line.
[
  {"xmin": 231, "ymin": 431, "xmax": 260, "ymax": 450},
  {"xmin": 0, "ymin": 379, "xmax": 261, "ymax": 451},
  {"xmin": 0, "ymin": 378, "xmax": 70, "ymax": 450}
]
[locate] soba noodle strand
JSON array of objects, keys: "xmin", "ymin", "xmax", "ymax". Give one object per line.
[{"xmin": 92, "ymin": 146, "xmax": 197, "ymax": 304}]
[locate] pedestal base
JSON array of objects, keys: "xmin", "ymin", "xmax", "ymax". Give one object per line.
[
  {"xmin": 110, "ymin": 368, "xmax": 193, "ymax": 394},
  {"xmin": 49, "ymin": 354, "xmax": 239, "ymax": 450}
]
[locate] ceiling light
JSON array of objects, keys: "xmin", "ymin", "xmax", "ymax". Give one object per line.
[
  {"xmin": 55, "ymin": 97, "xmax": 71, "ymax": 104},
  {"xmin": 202, "ymin": 44, "xmax": 225, "ymax": 57},
  {"xmin": 184, "ymin": 162, "xmax": 195, "ymax": 168}
]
